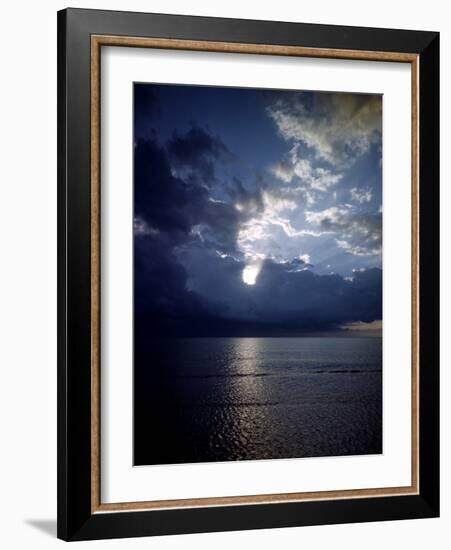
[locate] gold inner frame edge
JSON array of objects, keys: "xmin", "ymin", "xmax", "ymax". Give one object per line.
[{"xmin": 90, "ymin": 35, "xmax": 420, "ymax": 514}]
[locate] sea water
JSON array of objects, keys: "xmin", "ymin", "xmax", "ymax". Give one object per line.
[{"xmin": 134, "ymin": 337, "xmax": 382, "ymax": 465}]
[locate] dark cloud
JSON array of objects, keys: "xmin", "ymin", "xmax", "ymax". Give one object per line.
[
  {"xmin": 133, "ymin": 135, "xmax": 243, "ymax": 339},
  {"xmin": 167, "ymin": 126, "xmax": 231, "ymax": 186},
  {"xmin": 134, "ymin": 134, "xmax": 264, "ymax": 255},
  {"xmin": 134, "ymin": 233, "xmax": 213, "ymax": 330},
  {"xmin": 136, "ymin": 230, "xmax": 382, "ymax": 338},
  {"xmin": 134, "ymin": 137, "xmax": 209, "ymax": 238},
  {"xmin": 226, "ymin": 176, "xmax": 265, "ymax": 214},
  {"xmin": 306, "ymin": 206, "xmax": 382, "ymax": 257},
  {"xmin": 175, "ymin": 245, "xmax": 382, "ymax": 335}
]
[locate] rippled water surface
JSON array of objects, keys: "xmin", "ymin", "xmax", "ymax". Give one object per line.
[{"xmin": 134, "ymin": 337, "xmax": 382, "ymax": 465}]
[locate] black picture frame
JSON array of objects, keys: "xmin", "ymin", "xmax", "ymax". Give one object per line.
[{"xmin": 57, "ymin": 7, "xmax": 439, "ymax": 541}]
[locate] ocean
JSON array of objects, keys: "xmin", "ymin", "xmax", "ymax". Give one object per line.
[{"xmin": 134, "ymin": 337, "xmax": 382, "ymax": 465}]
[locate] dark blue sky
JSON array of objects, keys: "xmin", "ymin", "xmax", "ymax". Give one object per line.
[{"xmin": 133, "ymin": 83, "xmax": 382, "ymax": 337}]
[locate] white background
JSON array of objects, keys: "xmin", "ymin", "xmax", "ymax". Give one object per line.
[
  {"xmin": 0, "ymin": 0, "xmax": 448, "ymax": 548},
  {"xmin": 102, "ymin": 48, "xmax": 412, "ymax": 503}
]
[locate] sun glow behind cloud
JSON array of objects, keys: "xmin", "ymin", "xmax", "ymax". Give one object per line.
[{"xmin": 242, "ymin": 262, "xmax": 262, "ymax": 285}]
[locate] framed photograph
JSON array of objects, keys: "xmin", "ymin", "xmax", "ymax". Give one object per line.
[{"xmin": 57, "ymin": 8, "xmax": 439, "ymax": 541}]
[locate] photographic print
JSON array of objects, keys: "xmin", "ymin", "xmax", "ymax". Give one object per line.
[{"xmin": 133, "ymin": 83, "xmax": 383, "ymax": 466}]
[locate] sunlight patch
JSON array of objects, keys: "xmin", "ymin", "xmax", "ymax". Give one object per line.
[{"xmin": 242, "ymin": 262, "xmax": 262, "ymax": 285}]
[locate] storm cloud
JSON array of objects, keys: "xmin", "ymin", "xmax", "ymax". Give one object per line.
[{"xmin": 133, "ymin": 84, "xmax": 382, "ymax": 337}]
